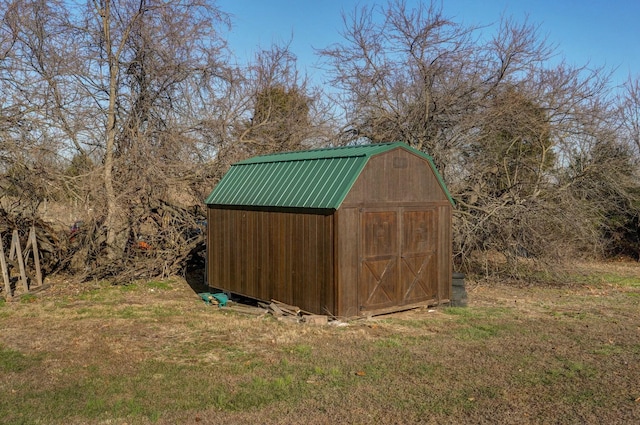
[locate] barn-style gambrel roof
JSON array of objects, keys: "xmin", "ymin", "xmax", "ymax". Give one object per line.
[{"xmin": 205, "ymin": 142, "xmax": 454, "ymax": 209}]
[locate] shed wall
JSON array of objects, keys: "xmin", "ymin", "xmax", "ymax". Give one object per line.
[
  {"xmin": 207, "ymin": 207, "xmax": 335, "ymax": 315},
  {"xmin": 437, "ymin": 204, "xmax": 453, "ymax": 302},
  {"xmin": 342, "ymin": 148, "xmax": 449, "ymax": 206},
  {"xmin": 334, "ymin": 148, "xmax": 452, "ymax": 317},
  {"xmin": 334, "ymin": 207, "xmax": 359, "ymax": 317},
  {"xmin": 335, "ymin": 205, "xmax": 451, "ymax": 316}
]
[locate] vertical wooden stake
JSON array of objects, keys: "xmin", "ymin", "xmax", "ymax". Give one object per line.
[
  {"xmin": 0, "ymin": 236, "xmax": 11, "ymax": 300},
  {"xmin": 9, "ymin": 230, "xmax": 16, "ymax": 261},
  {"xmin": 11, "ymin": 230, "xmax": 29, "ymax": 292},
  {"xmin": 28, "ymin": 227, "xmax": 43, "ymax": 287}
]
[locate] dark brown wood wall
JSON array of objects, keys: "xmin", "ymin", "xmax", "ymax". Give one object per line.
[
  {"xmin": 207, "ymin": 207, "xmax": 335, "ymax": 315},
  {"xmin": 334, "ymin": 205, "xmax": 450, "ymax": 317},
  {"xmin": 334, "ymin": 147, "xmax": 453, "ymax": 317},
  {"xmin": 437, "ymin": 204, "xmax": 452, "ymax": 302},
  {"xmin": 334, "ymin": 207, "xmax": 359, "ymax": 317},
  {"xmin": 343, "ymin": 148, "xmax": 449, "ymax": 205}
]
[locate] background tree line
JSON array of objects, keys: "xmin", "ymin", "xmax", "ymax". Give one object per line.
[{"xmin": 0, "ymin": 0, "xmax": 638, "ymax": 281}]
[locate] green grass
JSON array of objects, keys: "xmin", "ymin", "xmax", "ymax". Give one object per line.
[
  {"xmin": 591, "ymin": 343, "xmax": 626, "ymax": 356},
  {"xmin": 290, "ymin": 343, "xmax": 313, "ymax": 358},
  {"xmin": 518, "ymin": 263, "xmax": 640, "ymax": 289},
  {"xmin": 0, "ymin": 345, "xmax": 40, "ymax": 372},
  {"xmin": 19, "ymin": 293, "xmax": 38, "ymax": 303},
  {"xmin": 442, "ymin": 306, "xmax": 512, "ymax": 340},
  {"xmin": 229, "ymin": 373, "xmax": 301, "ymax": 410},
  {"xmin": 589, "ymin": 273, "xmax": 640, "ymax": 287},
  {"xmin": 557, "ymin": 267, "xmax": 640, "ymax": 288},
  {"xmin": 541, "ymin": 359, "xmax": 598, "ymax": 384},
  {"xmin": 3, "ymin": 361, "xmax": 217, "ymax": 422},
  {"xmin": 0, "ymin": 355, "xmax": 312, "ymax": 422},
  {"xmin": 146, "ymin": 280, "xmax": 175, "ymax": 290},
  {"xmin": 374, "ymin": 336, "xmax": 403, "ymax": 348},
  {"xmin": 454, "ymin": 322, "xmax": 502, "ymax": 340},
  {"xmin": 0, "ymin": 268, "xmax": 639, "ymax": 424}
]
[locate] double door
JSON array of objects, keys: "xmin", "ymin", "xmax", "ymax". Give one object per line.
[{"xmin": 359, "ymin": 208, "xmax": 437, "ymax": 312}]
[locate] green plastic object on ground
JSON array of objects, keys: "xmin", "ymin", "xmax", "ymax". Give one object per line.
[
  {"xmin": 211, "ymin": 292, "xmax": 228, "ymax": 306},
  {"xmin": 198, "ymin": 292, "xmax": 228, "ymax": 307}
]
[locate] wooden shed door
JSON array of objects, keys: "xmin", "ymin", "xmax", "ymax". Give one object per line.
[
  {"xmin": 359, "ymin": 208, "xmax": 437, "ymax": 312},
  {"xmin": 359, "ymin": 210, "xmax": 399, "ymax": 311},
  {"xmin": 401, "ymin": 209, "xmax": 437, "ymax": 304}
]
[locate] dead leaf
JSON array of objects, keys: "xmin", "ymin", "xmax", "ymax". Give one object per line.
[{"xmin": 355, "ymin": 371, "xmax": 366, "ymax": 376}]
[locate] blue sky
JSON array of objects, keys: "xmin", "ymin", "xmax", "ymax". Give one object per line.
[{"xmin": 216, "ymin": 0, "xmax": 639, "ymax": 89}]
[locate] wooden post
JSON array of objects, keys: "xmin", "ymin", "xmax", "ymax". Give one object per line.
[
  {"xmin": 25, "ymin": 227, "xmax": 43, "ymax": 287},
  {"xmin": 0, "ymin": 236, "xmax": 11, "ymax": 300},
  {"xmin": 9, "ymin": 230, "xmax": 29, "ymax": 292}
]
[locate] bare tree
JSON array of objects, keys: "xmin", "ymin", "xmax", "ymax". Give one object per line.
[
  {"xmin": 212, "ymin": 41, "xmax": 333, "ymax": 172},
  {"xmin": 65, "ymin": 0, "xmax": 236, "ymax": 276},
  {"xmin": 241, "ymin": 45, "xmax": 316, "ymax": 153},
  {"xmin": 620, "ymin": 76, "xmax": 640, "ymax": 154},
  {"xmin": 320, "ymin": 1, "xmax": 481, "ymax": 173},
  {"xmin": 1, "ymin": 0, "xmax": 240, "ymax": 278},
  {"xmin": 0, "ymin": 0, "xmax": 79, "ymax": 214},
  {"xmin": 321, "ymin": 0, "xmax": 637, "ymax": 275}
]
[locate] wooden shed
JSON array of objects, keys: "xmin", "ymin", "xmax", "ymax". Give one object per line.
[{"xmin": 205, "ymin": 142, "xmax": 454, "ymax": 317}]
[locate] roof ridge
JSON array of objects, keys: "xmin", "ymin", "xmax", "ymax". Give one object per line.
[{"xmin": 235, "ymin": 142, "xmax": 405, "ymax": 165}]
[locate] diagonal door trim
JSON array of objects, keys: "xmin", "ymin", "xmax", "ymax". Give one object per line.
[{"xmin": 363, "ymin": 258, "xmax": 395, "ymax": 305}]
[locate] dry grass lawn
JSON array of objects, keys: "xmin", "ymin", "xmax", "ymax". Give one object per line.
[{"xmin": 1, "ymin": 261, "xmax": 639, "ymax": 424}]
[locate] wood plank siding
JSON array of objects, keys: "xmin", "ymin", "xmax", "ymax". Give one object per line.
[
  {"xmin": 206, "ymin": 143, "xmax": 453, "ymax": 318},
  {"xmin": 207, "ymin": 207, "xmax": 335, "ymax": 315},
  {"xmin": 342, "ymin": 148, "xmax": 449, "ymax": 205},
  {"xmin": 335, "ymin": 147, "xmax": 452, "ymax": 316}
]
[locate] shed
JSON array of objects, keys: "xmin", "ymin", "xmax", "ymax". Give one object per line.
[{"xmin": 205, "ymin": 142, "xmax": 454, "ymax": 317}]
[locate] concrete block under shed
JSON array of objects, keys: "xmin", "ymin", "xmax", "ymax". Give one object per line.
[{"xmin": 304, "ymin": 315, "xmax": 328, "ymax": 325}]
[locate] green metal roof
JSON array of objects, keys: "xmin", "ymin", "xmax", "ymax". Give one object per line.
[{"xmin": 205, "ymin": 142, "xmax": 454, "ymax": 209}]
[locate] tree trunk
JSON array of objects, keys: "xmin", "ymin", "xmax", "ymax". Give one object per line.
[{"xmin": 101, "ymin": 0, "xmax": 127, "ymax": 261}]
